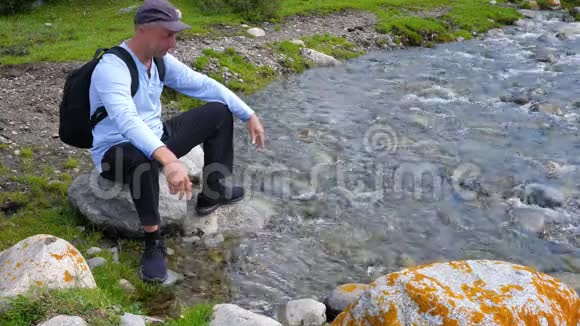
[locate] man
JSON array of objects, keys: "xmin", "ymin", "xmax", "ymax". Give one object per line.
[{"xmin": 89, "ymin": 0, "xmax": 265, "ymax": 283}]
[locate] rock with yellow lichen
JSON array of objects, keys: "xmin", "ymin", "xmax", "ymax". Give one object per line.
[
  {"xmin": 324, "ymin": 283, "xmax": 369, "ymax": 321},
  {"xmin": 0, "ymin": 234, "xmax": 97, "ymax": 298},
  {"xmin": 332, "ymin": 260, "xmax": 580, "ymax": 326}
]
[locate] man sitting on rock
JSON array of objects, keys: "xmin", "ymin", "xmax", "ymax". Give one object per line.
[{"xmin": 89, "ymin": 0, "xmax": 265, "ymax": 283}]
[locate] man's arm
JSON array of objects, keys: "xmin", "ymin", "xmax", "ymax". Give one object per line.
[
  {"xmin": 92, "ymin": 55, "xmax": 165, "ymax": 159},
  {"xmin": 162, "ymin": 53, "xmax": 255, "ymax": 122}
]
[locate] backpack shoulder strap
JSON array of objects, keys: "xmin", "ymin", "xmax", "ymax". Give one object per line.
[
  {"xmin": 107, "ymin": 46, "xmax": 139, "ymax": 97},
  {"xmin": 154, "ymin": 56, "xmax": 165, "ymax": 82}
]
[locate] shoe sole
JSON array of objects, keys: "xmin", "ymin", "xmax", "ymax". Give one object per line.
[
  {"xmin": 140, "ymin": 268, "xmax": 168, "ymax": 284},
  {"xmin": 195, "ymin": 194, "xmax": 245, "ymax": 216}
]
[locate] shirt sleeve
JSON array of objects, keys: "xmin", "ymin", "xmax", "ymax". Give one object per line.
[
  {"xmin": 162, "ymin": 53, "xmax": 255, "ymax": 122},
  {"xmin": 92, "ymin": 54, "xmax": 165, "ymax": 159}
]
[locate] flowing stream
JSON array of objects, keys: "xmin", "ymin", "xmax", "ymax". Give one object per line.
[{"xmin": 168, "ymin": 10, "xmax": 580, "ymax": 317}]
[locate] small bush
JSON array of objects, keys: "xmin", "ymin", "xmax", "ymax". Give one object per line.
[
  {"xmin": 196, "ymin": 0, "xmax": 281, "ymax": 21},
  {"xmin": 0, "ymin": 0, "xmax": 37, "ymax": 16},
  {"xmin": 195, "ymin": 0, "xmax": 229, "ymax": 14},
  {"xmin": 227, "ymin": 0, "xmax": 281, "ymax": 21}
]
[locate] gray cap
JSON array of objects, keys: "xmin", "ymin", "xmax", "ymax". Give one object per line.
[{"xmin": 134, "ymin": 0, "xmax": 190, "ymax": 33}]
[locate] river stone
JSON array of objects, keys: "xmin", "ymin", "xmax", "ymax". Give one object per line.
[
  {"xmin": 184, "ymin": 195, "xmax": 275, "ymax": 236},
  {"xmin": 512, "ymin": 207, "xmax": 546, "ymax": 233},
  {"xmin": 324, "ymin": 284, "xmax": 369, "ymax": 321},
  {"xmin": 86, "ymin": 247, "xmax": 102, "ymax": 255},
  {"xmin": 0, "ymin": 234, "xmax": 96, "ymax": 298},
  {"xmin": 515, "ymin": 183, "xmax": 565, "ymax": 208},
  {"xmin": 181, "ymin": 145, "xmax": 204, "ymax": 181},
  {"xmin": 557, "ymin": 23, "xmax": 580, "ymax": 39},
  {"xmin": 524, "ymin": 2, "xmax": 540, "ymax": 11},
  {"xmin": 279, "ymin": 298, "xmax": 326, "ymax": 326},
  {"xmin": 38, "ymin": 315, "xmax": 88, "ymax": 326},
  {"xmin": 290, "ymin": 39, "xmax": 306, "ymax": 47},
  {"xmin": 247, "ymin": 27, "xmax": 266, "ymax": 37},
  {"xmin": 530, "ymin": 103, "xmax": 563, "ymax": 115},
  {"xmin": 120, "ymin": 313, "xmax": 146, "ymax": 326},
  {"xmin": 87, "ymin": 257, "xmax": 106, "ymax": 269},
  {"xmin": 300, "ymin": 48, "xmax": 341, "ymax": 67},
  {"xmin": 202, "ymin": 233, "xmax": 225, "ymax": 248},
  {"xmin": 119, "ymin": 278, "xmax": 136, "ymax": 294},
  {"xmin": 332, "ymin": 260, "xmax": 580, "ymax": 325},
  {"xmin": 210, "ymin": 304, "xmax": 282, "ymax": 326},
  {"xmin": 487, "ymin": 28, "xmax": 504, "ymax": 37},
  {"xmin": 68, "ymin": 147, "xmax": 203, "ymax": 238},
  {"xmin": 68, "ymin": 172, "xmax": 185, "ymax": 238},
  {"xmin": 571, "ymin": 7, "xmax": 580, "ymax": 16},
  {"xmin": 534, "ymin": 49, "xmax": 557, "ymax": 63}
]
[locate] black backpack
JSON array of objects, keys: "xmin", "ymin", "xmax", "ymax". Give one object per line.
[{"xmin": 58, "ymin": 46, "xmax": 165, "ymax": 148}]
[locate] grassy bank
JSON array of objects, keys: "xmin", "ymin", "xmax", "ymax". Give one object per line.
[
  {"xmin": 0, "ymin": 145, "xmax": 212, "ymax": 325},
  {"xmin": 0, "ymin": 0, "xmax": 521, "ymax": 65}
]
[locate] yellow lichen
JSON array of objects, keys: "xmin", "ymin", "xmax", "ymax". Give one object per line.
[
  {"xmin": 64, "ymin": 270, "xmax": 74, "ymax": 282},
  {"xmin": 331, "ymin": 261, "xmax": 580, "ymax": 326},
  {"xmin": 339, "ymin": 284, "xmax": 367, "ymax": 293},
  {"xmin": 449, "ymin": 261, "xmax": 473, "ymax": 274}
]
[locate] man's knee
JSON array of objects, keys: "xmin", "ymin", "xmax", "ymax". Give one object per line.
[{"xmin": 206, "ymin": 102, "xmax": 232, "ymax": 124}]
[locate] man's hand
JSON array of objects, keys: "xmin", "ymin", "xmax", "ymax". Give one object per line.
[
  {"xmin": 163, "ymin": 160, "xmax": 192, "ymax": 200},
  {"xmin": 153, "ymin": 146, "xmax": 192, "ymax": 200},
  {"xmin": 247, "ymin": 114, "xmax": 265, "ymax": 150}
]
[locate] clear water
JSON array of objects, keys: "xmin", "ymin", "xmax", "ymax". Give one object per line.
[{"xmin": 173, "ymin": 11, "xmax": 580, "ymax": 316}]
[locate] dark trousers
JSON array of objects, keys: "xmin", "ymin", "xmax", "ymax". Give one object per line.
[{"xmin": 100, "ymin": 102, "xmax": 234, "ymax": 226}]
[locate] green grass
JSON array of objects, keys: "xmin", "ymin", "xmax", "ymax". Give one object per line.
[
  {"xmin": 0, "ymin": 154, "xmax": 212, "ymax": 325},
  {"xmin": 270, "ymin": 40, "xmax": 314, "ymax": 74},
  {"xmin": 63, "ymin": 157, "xmax": 79, "ymax": 169},
  {"xmin": 0, "ymin": 0, "xmax": 520, "ymax": 65},
  {"xmin": 269, "ymin": 34, "xmax": 362, "ymax": 73},
  {"xmin": 193, "ymin": 47, "xmax": 277, "ymax": 94},
  {"xmin": 304, "ymin": 34, "xmax": 364, "ymax": 60}
]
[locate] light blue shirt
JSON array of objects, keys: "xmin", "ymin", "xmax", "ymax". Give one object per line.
[{"xmin": 89, "ymin": 42, "xmax": 255, "ymax": 172}]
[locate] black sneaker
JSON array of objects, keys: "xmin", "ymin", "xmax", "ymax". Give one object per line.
[
  {"xmin": 195, "ymin": 183, "xmax": 245, "ymax": 216},
  {"xmin": 140, "ymin": 240, "xmax": 168, "ymax": 283}
]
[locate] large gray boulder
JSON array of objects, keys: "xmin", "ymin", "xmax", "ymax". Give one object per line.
[
  {"xmin": 300, "ymin": 48, "xmax": 341, "ymax": 67},
  {"xmin": 0, "ymin": 235, "xmax": 96, "ymax": 299},
  {"xmin": 210, "ymin": 304, "xmax": 282, "ymax": 326},
  {"xmin": 68, "ymin": 147, "xmax": 204, "ymax": 238}
]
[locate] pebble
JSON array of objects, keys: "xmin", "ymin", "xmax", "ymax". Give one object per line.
[
  {"xmin": 203, "ymin": 233, "xmax": 225, "ymax": 248},
  {"xmin": 120, "ymin": 313, "xmax": 145, "ymax": 326},
  {"xmin": 87, "ymin": 257, "xmax": 106, "ymax": 269},
  {"xmin": 109, "ymin": 247, "xmax": 119, "ymax": 263},
  {"xmin": 118, "ymin": 279, "xmax": 136, "ymax": 294},
  {"xmin": 86, "ymin": 247, "xmax": 102, "ymax": 255}
]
